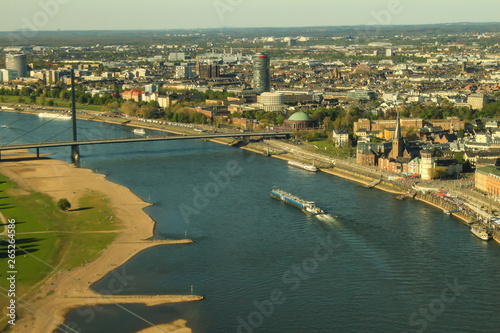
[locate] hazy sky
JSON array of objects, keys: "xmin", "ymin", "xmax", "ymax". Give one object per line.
[{"xmin": 1, "ymin": 0, "xmax": 499, "ymax": 31}]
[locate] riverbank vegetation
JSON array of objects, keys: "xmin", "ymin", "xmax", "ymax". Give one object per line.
[{"xmin": 0, "ymin": 174, "xmax": 118, "ymax": 329}]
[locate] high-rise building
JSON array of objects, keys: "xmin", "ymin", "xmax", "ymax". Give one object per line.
[
  {"xmin": 6, "ymin": 53, "xmax": 28, "ymax": 78},
  {"xmin": 252, "ymin": 53, "xmax": 270, "ymax": 94},
  {"xmin": 196, "ymin": 63, "xmax": 220, "ymax": 79},
  {"xmin": 0, "ymin": 69, "xmax": 18, "ymax": 82},
  {"xmin": 175, "ymin": 65, "xmax": 193, "ymax": 79},
  {"xmin": 46, "ymin": 70, "xmax": 60, "ymax": 84}
]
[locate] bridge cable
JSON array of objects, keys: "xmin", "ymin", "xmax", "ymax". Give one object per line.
[
  {"xmin": 1, "ymin": 114, "xmax": 72, "ymax": 146},
  {"xmin": 41, "ymin": 127, "xmax": 72, "ymax": 144},
  {"xmin": 0, "ymin": 237, "xmax": 171, "ymax": 333},
  {"xmin": 0, "ymin": 108, "xmax": 39, "ymax": 130},
  {"xmin": 0, "ymin": 287, "xmax": 78, "ymax": 333}
]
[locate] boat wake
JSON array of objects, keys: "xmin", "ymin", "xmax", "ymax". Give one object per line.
[{"xmin": 316, "ymin": 214, "xmax": 337, "ymax": 222}]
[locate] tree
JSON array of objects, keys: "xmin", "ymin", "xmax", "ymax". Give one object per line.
[
  {"xmin": 454, "ymin": 152, "xmax": 465, "ymax": 164},
  {"xmin": 138, "ymin": 105, "xmax": 155, "ymax": 118},
  {"xmin": 276, "ymin": 114, "xmax": 285, "ymax": 125},
  {"xmin": 57, "ymin": 198, "xmax": 71, "ymax": 211},
  {"xmin": 121, "ymin": 101, "xmax": 139, "ymax": 116},
  {"xmin": 432, "ymin": 148, "xmax": 443, "ymax": 157}
]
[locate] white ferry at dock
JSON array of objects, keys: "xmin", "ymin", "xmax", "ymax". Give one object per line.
[
  {"xmin": 287, "ymin": 160, "xmax": 317, "ymax": 172},
  {"xmin": 470, "ymin": 225, "xmax": 491, "ymax": 241}
]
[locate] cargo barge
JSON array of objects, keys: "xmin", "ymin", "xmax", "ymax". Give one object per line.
[{"xmin": 270, "ymin": 187, "xmax": 325, "ymax": 215}]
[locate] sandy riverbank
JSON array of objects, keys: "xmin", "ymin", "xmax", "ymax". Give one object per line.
[{"xmin": 0, "ymin": 154, "xmax": 197, "ymax": 333}]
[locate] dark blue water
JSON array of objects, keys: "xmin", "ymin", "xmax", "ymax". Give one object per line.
[{"xmin": 1, "ymin": 112, "xmax": 500, "ymax": 333}]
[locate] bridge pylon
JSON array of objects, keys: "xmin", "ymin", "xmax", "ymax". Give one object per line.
[
  {"xmin": 70, "ymin": 69, "xmax": 80, "ymax": 167},
  {"xmin": 71, "ymin": 145, "xmax": 80, "ymax": 167}
]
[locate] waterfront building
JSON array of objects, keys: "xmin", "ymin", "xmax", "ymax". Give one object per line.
[
  {"xmin": 332, "ymin": 129, "xmax": 349, "ymax": 147},
  {"xmin": 420, "ymin": 150, "xmax": 439, "ymax": 180},
  {"xmin": 475, "ymin": 166, "xmax": 500, "ymax": 197},
  {"xmin": 157, "ymin": 94, "xmax": 180, "ymax": 108},
  {"xmin": 122, "ymin": 89, "xmax": 144, "ymax": 102},
  {"xmin": 252, "ymin": 53, "xmax": 270, "ymax": 94},
  {"xmin": 6, "ymin": 53, "xmax": 28, "ymax": 78},
  {"xmin": 356, "ymin": 148, "xmax": 377, "ymax": 166}
]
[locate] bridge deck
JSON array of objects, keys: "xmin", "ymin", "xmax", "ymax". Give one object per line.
[{"xmin": 0, "ymin": 132, "xmax": 291, "ymax": 151}]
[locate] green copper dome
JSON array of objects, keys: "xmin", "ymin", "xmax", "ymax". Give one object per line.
[{"xmin": 288, "ymin": 111, "xmax": 312, "ymax": 121}]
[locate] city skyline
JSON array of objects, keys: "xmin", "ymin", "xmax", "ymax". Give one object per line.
[{"xmin": 1, "ymin": 0, "xmax": 500, "ymax": 32}]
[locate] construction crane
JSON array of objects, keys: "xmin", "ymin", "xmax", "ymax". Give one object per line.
[{"xmin": 45, "ymin": 62, "xmax": 57, "ymax": 69}]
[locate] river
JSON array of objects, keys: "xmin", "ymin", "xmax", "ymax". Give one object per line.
[{"xmin": 1, "ymin": 112, "xmax": 499, "ymax": 333}]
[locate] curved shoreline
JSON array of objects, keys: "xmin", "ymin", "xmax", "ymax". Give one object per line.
[
  {"xmin": 0, "ymin": 108, "xmax": 494, "ymax": 332},
  {"xmin": 0, "ymin": 156, "xmax": 198, "ymax": 333}
]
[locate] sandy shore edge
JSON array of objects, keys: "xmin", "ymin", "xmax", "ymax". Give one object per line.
[
  {"xmin": 0, "ymin": 108, "xmax": 484, "ymax": 332},
  {"xmin": 0, "ymin": 156, "xmax": 196, "ymax": 333}
]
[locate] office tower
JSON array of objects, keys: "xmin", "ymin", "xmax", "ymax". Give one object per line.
[
  {"xmin": 252, "ymin": 53, "xmax": 270, "ymax": 94},
  {"xmin": 6, "ymin": 53, "xmax": 28, "ymax": 78}
]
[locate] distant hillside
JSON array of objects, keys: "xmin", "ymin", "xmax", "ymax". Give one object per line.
[{"xmin": 0, "ymin": 22, "xmax": 499, "ymax": 47}]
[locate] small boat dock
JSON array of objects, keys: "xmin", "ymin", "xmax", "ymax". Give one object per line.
[
  {"xmin": 365, "ymin": 179, "xmax": 382, "ymax": 189},
  {"xmin": 397, "ymin": 192, "xmax": 417, "ymax": 200},
  {"xmin": 444, "ymin": 208, "xmax": 461, "ymax": 215}
]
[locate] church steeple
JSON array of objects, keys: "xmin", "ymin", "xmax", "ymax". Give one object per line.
[
  {"xmin": 390, "ymin": 111, "xmax": 404, "ymax": 160},
  {"xmin": 394, "ymin": 111, "xmax": 401, "ymax": 141}
]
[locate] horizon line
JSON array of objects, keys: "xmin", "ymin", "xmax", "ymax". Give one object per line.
[{"xmin": 1, "ymin": 21, "xmax": 500, "ymax": 35}]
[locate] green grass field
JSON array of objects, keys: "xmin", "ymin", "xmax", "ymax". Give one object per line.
[
  {"xmin": 0, "ymin": 95, "xmax": 103, "ymax": 111},
  {"xmin": 0, "ymin": 173, "xmax": 118, "ymax": 327},
  {"xmin": 308, "ymin": 140, "xmax": 354, "ymax": 159}
]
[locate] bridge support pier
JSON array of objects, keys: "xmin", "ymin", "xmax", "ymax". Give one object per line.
[
  {"xmin": 71, "ymin": 145, "xmax": 80, "ymax": 167},
  {"xmin": 36, "ymin": 148, "xmax": 40, "ymax": 159}
]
